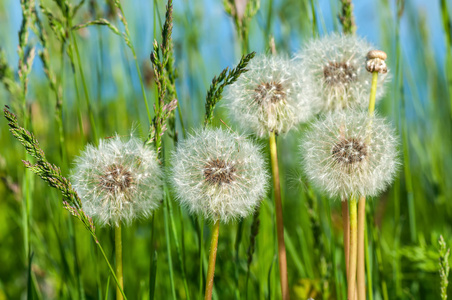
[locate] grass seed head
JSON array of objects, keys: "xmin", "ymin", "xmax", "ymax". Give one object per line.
[
  {"xmin": 170, "ymin": 128, "xmax": 269, "ymax": 223},
  {"xmin": 71, "ymin": 135, "xmax": 163, "ymax": 227},
  {"xmin": 301, "ymin": 109, "xmax": 399, "ymax": 199},
  {"xmin": 295, "ymin": 33, "xmax": 390, "ymax": 112},
  {"xmin": 223, "ymin": 54, "xmax": 320, "ymax": 137}
]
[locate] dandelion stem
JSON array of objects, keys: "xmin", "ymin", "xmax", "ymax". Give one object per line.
[
  {"xmin": 348, "ymin": 196, "xmax": 358, "ymax": 300},
  {"xmin": 365, "ymin": 214, "xmax": 373, "ymax": 300},
  {"xmin": 199, "ymin": 216, "xmax": 204, "ymax": 299},
  {"xmin": 115, "ymin": 224, "xmax": 124, "ymax": 300},
  {"xmin": 205, "ymin": 220, "xmax": 220, "ymax": 300},
  {"xmin": 342, "ymin": 200, "xmax": 350, "ymax": 277},
  {"xmin": 357, "ymin": 196, "xmax": 366, "ymax": 300},
  {"xmin": 269, "ymin": 131, "xmax": 290, "ymax": 300},
  {"xmin": 357, "ymin": 68, "xmax": 379, "ymax": 300},
  {"xmin": 95, "ymin": 240, "xmax": 127, "ymax": 299},
  {"xmin": 368, "ymin": 72, "xmax": 379, "ymax": 116}
]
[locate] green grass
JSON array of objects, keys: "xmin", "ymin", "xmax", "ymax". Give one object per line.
[{"xmin": 1, "ymin": 0, "xmax": 452, "ymax": 299}]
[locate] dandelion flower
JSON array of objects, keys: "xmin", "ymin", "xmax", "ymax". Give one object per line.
[
  {"xmin": 71, "ymin": 135, "xmax": 163, "ymax": 227},
  {"xmin": 223, "ymin": 54, "xmax": 319, "ymax": 137},
  {"xmin": 301, "ymin": 109, "xmax": 398, "ymax": 199},
  {"xmin": 171, "ymin": 128, "xmax": 268, "ymax": 222},
  {"xmin": 296, "ymin": 33, "xmax": 389, "ymax": 112}
]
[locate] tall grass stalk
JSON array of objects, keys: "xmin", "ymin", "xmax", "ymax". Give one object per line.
[
  {"xmin": 163, "ymin": 189, "xmax": 177, "ymax": 299},
  {"xmin": 70, "ymin": 31, "xmax": 98, "ymax": 142},
  {"xmin": 17, "ymin": 0, "xmax": 34, "ymax": 268},
  {"xmin": 438, "ymin": 235, "xmax": 450, "ymax": 300},
  {"xmin": 269, "ymin": 132, "xmax": 289, "ymax": 300},
  {"xmin": 440, "ymin": 0, "xmax": 452, "ymax": 116},
  {"xmin": 167, "ymin": 191, "xmax": 191, "ymax": 299},
  {"xmin": 3, "ymin": 107, "xmax": 127, "ymax": 299},
  {"xmin": 114, "ymin": 0, "xmax": 152, "ymax": 123}
]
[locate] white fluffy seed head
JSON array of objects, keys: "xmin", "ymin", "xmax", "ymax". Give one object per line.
[
  {"xmin": 223, "ymin": 54, "xmax": 320, "ymax": 137},
  {"xmin": 71, "ymin": 135, "xmax": 163, "ymax": 227},
  {"xmin": 295, "ymin": 33, "xmax": 390, "ymax": 112},
  {"xmin": 301, "ymin": 109, "xmax": 399, "ymax": 199},
  {"xmin": 170, "ymin": 128, "xmax": 269, "ymax": 223}
]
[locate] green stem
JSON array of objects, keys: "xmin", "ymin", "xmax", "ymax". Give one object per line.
[
  {"xmin": 199, "ymin": 216, "xmax": 204, "ymax": 299},
  {"xmin": 348, "ymin": 196, "xmax": 358, "ymax": 300},
  {"xmin": 205, "ymin": 220, "xmax": 220, "ymax": 300},
  {"xmin": 357, "ymin": 196, "xmax": 366, "ymax": 300},
  {"xmin": 115, "ymin": 225, "xmax": 124, "ymax": 300},
  {"xmin": 56, "ymin": 52, "xmax": 66, "ymax": 167},
  {"xmin": 269, "ymin": 132, "xmax": 290, "ymax": 300},
  {"xmin": 368, "ymin": 72, "xmax": 379, "ymax": 116},
  {"xmin": 167, "ymin": 192, "xmax": 190, "ymax": 300},
  {"xmin": 365, "ymin": 210, "xmax": 373, "ymax": 300},
  {"xmin": 95, "ymin": 238, "xmax": 127, "ymax": 299},
  {"xmin": 72, "ymin": 70, "xmax": 86, "ymax": 143},
  {"xmin": 163, "ymin": 192, "xmax": 177, "ymax": 299},
  {"xmin": 117, "ymin": 0, "xmax": 152, "ymax": 123},
  {"xmin": 71, "ymin": 31, "xmax": 98, "ymax": 142},
  {"xmin": 177, "ymin": 103, "xmax": 187, "ymax": 139},
  {"xmin": 357, "ymin": 70, "xmax": 379, "ymax": 300},
  {"xmin": 131, "ymin": 50, "xmax": 152, "ymax": 123},
  {"xmin": 342, "ymin": 199, "xmax": 350, "ymax": 278}
]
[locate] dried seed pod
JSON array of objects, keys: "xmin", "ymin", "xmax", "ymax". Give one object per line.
[
  {"xmin": 367, "ymin": 50, "xmax": 387, "ymax": 61},
  {"xmin": 366, "ymin": 50, "xmax": 388, "ymax": 74}
]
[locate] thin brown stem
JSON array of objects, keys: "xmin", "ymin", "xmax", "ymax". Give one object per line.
[
  {"xmin": 358, "ymin": 196, "xmax": 366, "ymax": 300},
  {"xmin": 205, "ymin": 220, "xmax": 220, "ymax": 300},
  {"xmin": 348, "ymin": 196, "xmax": 358, "ymax": 300},
  {"xmin": 269, "ymin": 132, "xmax": 290, "ymax": 300}
]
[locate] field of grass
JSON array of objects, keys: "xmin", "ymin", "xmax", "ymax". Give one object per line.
[{"xmin": 1, "ymin": 0, "xmax": 452, "ymax": 299}]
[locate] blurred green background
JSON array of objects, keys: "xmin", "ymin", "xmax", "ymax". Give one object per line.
[{"xmin": 1, "ymin": 0, "xmax": 452, "ymax": 299}]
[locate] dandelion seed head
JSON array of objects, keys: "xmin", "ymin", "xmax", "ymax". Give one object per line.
[
  {"xmin": 224, "ymin": 54, "xmax": 319, "ymax": 137},
  {"xmin": 301, "ymin": 109, "xmax": 399, "ymax": 199},
  {"xmin": 71, "ymin": 135, "xmax": 163, "ymax": 227},
  {"xmin": 171, "ymin": 128, "xmax": 269, "ymax": 223},
  {"xmin": 295, "ymin": 33, "xmax": 390, "ymax": 112}
]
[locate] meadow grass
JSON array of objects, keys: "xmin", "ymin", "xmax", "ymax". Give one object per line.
[{"xmin": 0, "ymin": 0, "xmax": 452, "ymax": 299}]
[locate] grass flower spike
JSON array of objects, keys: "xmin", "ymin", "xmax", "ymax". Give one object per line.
[
  {"xmin": 296, "ymin": 33, "xmax": 389, "ymax": 112},
  {"xmin": 71, "ymin": 135, "xmax": 163, "ymax": 227},
  {"xmin": 171, "ymin": 127, "xmax": 268, "ymax": 223},
  {"xmin": 224, "ymin": 54, "xmax": 319, "ymax": 137},
  {"xmin": 302, "ymin": 108, "xmax": 398, "ymax": 199}
]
